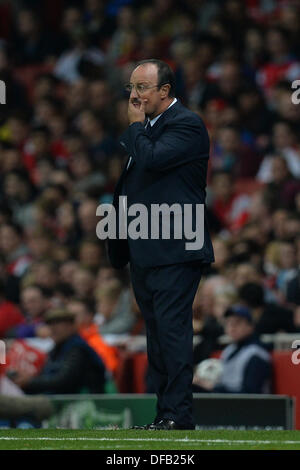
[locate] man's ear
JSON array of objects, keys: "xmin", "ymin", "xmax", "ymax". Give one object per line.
[{"xmin": 160, "ymin": 84, "xmax": 171, "ymax": 98}]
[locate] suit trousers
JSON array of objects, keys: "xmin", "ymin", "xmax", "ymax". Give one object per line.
[{"xmin": 130, "ymin": 260, "xmax": 203, "ymax": 427}]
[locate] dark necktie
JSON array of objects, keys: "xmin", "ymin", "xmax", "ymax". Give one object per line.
[{"xmin": 145, "ymin": 120, "xmax": 152, "ymax": 134}]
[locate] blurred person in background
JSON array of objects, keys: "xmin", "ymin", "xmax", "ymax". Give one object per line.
[
  {"xmin": 276, "ymin": 241, "xmax": 298, "ymax": 297},
  {"xmin": 83, "ymin": 0, "xmax": 116, "ymax": 49},
  {"xmin": 263, "ymin": 155, "xmax": 300, "ymax": 210},
  {"xmin": 10, "ymin": 308, "xmax": 106, "ymax": 394},
  {"xmin": 101, "ymin": 155, "xmax": 124, "ymax": 195},
  {"xmin": 192, "ymin": 276, "xmax": 235, "ymax": 363},
  {"xmin": 286, "ymin": 236, "xmax": 300, "ymax": 307},
  {"xmin": 193, "ymin": 279, "xmax": 237, "ymax": 365},
  {"xmin": 22, "ymin": 126, "xmax": 54, "ymax": 178},
  {"xmin": 76, "ymin": 109, "xmax": 116, "ymax": 165},
  {"xmin": 193, "ymin": 305, "xmax": 272, "ymax": 394},
  {"xmin": 95, "ymin": 279, "xmax": 135, "ymax": 335},
  {"xmin": 246, "ymin": 191, "xmax": 273, "ymax": 241},
  {"xmin": 78, "ymin": 238, "xmax": 105, "ymax": 273},
  {"xmin": 67, "ymin": 297, "xmax": 120, "ymax": 376},
  {"xmin": 0, "ymin": 143, "xmax": 23, "ymax": 174},
  {"xmin": 77, "ymin": 198, "xmax": 99, "ymax": 237},
  {"xmin": 7, "ymin": 284, "xmax": 52, "ymax": 339},
  {"xmin": 0, "ymin": 222, "xmax": 32, "ymax": 278},
  {"xmin": 231, "ymin": 258, "xmax": 279, "ymax": 302},
  {"xmin": 284, "ymin": 213, "xmax": 300, "ymax": 242},
  {"xmin": 32, "ymin": 73, "xmax": 59, "ymax": 102},
  {"xmin": 95, "ymin": 264, "xmax": 119, "ymax": 289},
  {"xmin": 232, "ymin": 262, "xmax": 262, "ymax": 290},
  {"xmin": 0, "ymin": 255, "xmax": 20, "ymax": 304},
  {"xmin": 59, "ymin": 5, "xmax": 82, "ymax": 51},
  {"xmin": 257, "ymin": 26, "xmax": 300, "ymax": 101},
  {"xmin": 68, "ymin": 151, "xmax": 106, "ymax": 198},
  {"xmin": 274, "ymin": 85, "xmax": 300, "ymax": 125},
  {"xmin": 211, "ymin": 125, "xmax": 262, "ymax": 179},
  {"xmin": 27, "ymin": 228, "xmax": 55, "ymax": 262},
  {"xmin": 0, "ymin": 279, "xmax": 24, "ymax": 338},
  {"xmin": 89, "ymin": 79, "xmax": 114, "ymax": 122},
  {"xmin": 114, "ymin": 98, "xmax": 131, "ymax": 134},
  {"xmin": 5, "ymin": 113, "xmax": 30, "ymax": 152},
  {"xmin": 71, "ymin": 266, "xmax": 95, "ymax": 299},
  {"xmin": 210, "ymin": 170, "xmax": 250, "ymax": 232},
  {"xmin": 59, "ymin": 260, "xmax": 80, "ymax": 286},
  {"xmin": 28, "ymin": 261, "xmax": 59, "ymax": 291},
  {"xmin": 31, "ymin": 158, "xmax": 56, "ymax": 192},
  {"xmin": 238, "ymin": 282, "xmax": 298, "ymax": 335},
  {"xmin": 13, "ymin": 8, "xmax": 57, "ymax": 65},
  {"xmin": 208, "ymin": 61, "xmax": 246, "ymax": 107},
  {"xmin": 33, "ymin": 184, "xmax": 68, "ymax": 237},
  {"xmin": 55, "ymin": 201, "xmax": 81, "ymax": 248},
  {"xmin": 52, "ymin": 282, "xmax": 75, "ymax": 307},
  {"xmin": 54, "ymin": 25, "xmax": 105, "ymax": 83},
  {"xmin": 106, "ymin": 5, "xmax": 138, "ymax": 65},
  {"xmin": 262, "ymin": 209, "xmax": 291, "ymax": 260},
  {"xmin": 237, "ymin": 85, "xmax": 273, "ymax": 142},
  {"xmin": 257, "ymin": 121, "xmax": 300, "ymax": 183},
  {"xmin": 210, "ymin": 237, "xmax": 230, "ymax": 275},
  {"xmin": 64, "ymin": 79, "xmax": 89, "ymax": 117},
  {"xmin": 1, "ymin": 170, "xmax": 36, "ymax": 228}
]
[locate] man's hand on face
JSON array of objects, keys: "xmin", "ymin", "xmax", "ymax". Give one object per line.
[{"xmin": 128, "ymin": 98, "xmax": 146, "ymax": 124}]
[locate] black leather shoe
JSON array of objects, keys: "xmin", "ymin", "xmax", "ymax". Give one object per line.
[
  {"xmin": 130, "ymin": 421, "xmax": 159, "ymax": 430},
  {"xmin": 150, "ymin": 419, "xmax": 195, "ymax": 430}
]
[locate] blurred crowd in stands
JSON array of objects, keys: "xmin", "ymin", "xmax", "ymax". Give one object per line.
[{"xmin": 0, "ymin": 0, "xmax": 300, "ymax": 395}]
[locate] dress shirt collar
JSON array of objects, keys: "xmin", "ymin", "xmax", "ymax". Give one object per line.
[{"xmin": 147, "ymin": 98, "xmax": 177, "ymax": 127}]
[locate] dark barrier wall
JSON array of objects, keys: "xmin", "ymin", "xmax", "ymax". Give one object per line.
[{"xmin": 39, "ymin": 394, "xmax": 294, "ymax": 430}]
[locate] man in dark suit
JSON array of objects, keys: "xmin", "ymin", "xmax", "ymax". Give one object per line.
[{"xmin": 107, "ymin": 59, "xmax": 214, "ymax": 430}]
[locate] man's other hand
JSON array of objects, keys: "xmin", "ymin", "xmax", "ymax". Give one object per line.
[{"xmin": 128, "ymin": 98, "xmax": 146, "ymax": 124}]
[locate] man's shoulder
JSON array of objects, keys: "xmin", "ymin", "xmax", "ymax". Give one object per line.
[
  {"xmin": 166, "ymin": 102, "xmax": 206, "ymax": 128},
  {"xmin": 264, "ymin": 302, "xmax": 293, "ymax": 316}
]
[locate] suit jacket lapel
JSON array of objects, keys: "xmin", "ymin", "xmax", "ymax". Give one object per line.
[
  {"xmin": 122, "ymin": 120, "xmax": 152, "ymax": 173},
  {"xmin": 116, "ymin": 100, "xmax": 182, "ymax": 189},
  {"xmin": 148, "ymin": 99, "xmax": 182, "ymax": 138}
]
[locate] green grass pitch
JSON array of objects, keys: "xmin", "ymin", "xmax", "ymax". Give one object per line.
[{"xmin": 1, "ymin": 429, "xmax": 300, "ymax": 450}]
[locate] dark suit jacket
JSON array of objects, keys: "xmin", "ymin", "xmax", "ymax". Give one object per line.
[{"xmin": 107, "ymin": 99, "xmax": 214, "ymax": 268}]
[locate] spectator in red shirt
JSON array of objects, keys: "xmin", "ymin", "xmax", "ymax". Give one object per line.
[
  {"xmin": 0, "ymin": 280, "xmax": 24, "ymax": 338},
  {"xmin": 210, "ymin": 170, "xmax": 250, "ymax": 232},
  {"xmin": 256, "ymin": 27, "xmax": 300, "ymax": 100},
  {"xmin": 0, "ymin": 222, "xmax": 32, "ymax": 278}
]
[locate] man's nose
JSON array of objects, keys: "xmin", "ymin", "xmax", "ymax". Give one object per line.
[{"xmin": 130, "ymin": 86, "xmax": 138, "ymax": 99}]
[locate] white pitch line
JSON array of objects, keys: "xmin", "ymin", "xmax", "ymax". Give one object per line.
[{"xmin": 0, "ymin": 437, "xmax": 299, "ymax": 445}]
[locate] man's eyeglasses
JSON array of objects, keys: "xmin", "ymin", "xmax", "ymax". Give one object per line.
[{"xmin": 124, "ymin": 83, "xmax": 165, "ymax": 94}]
